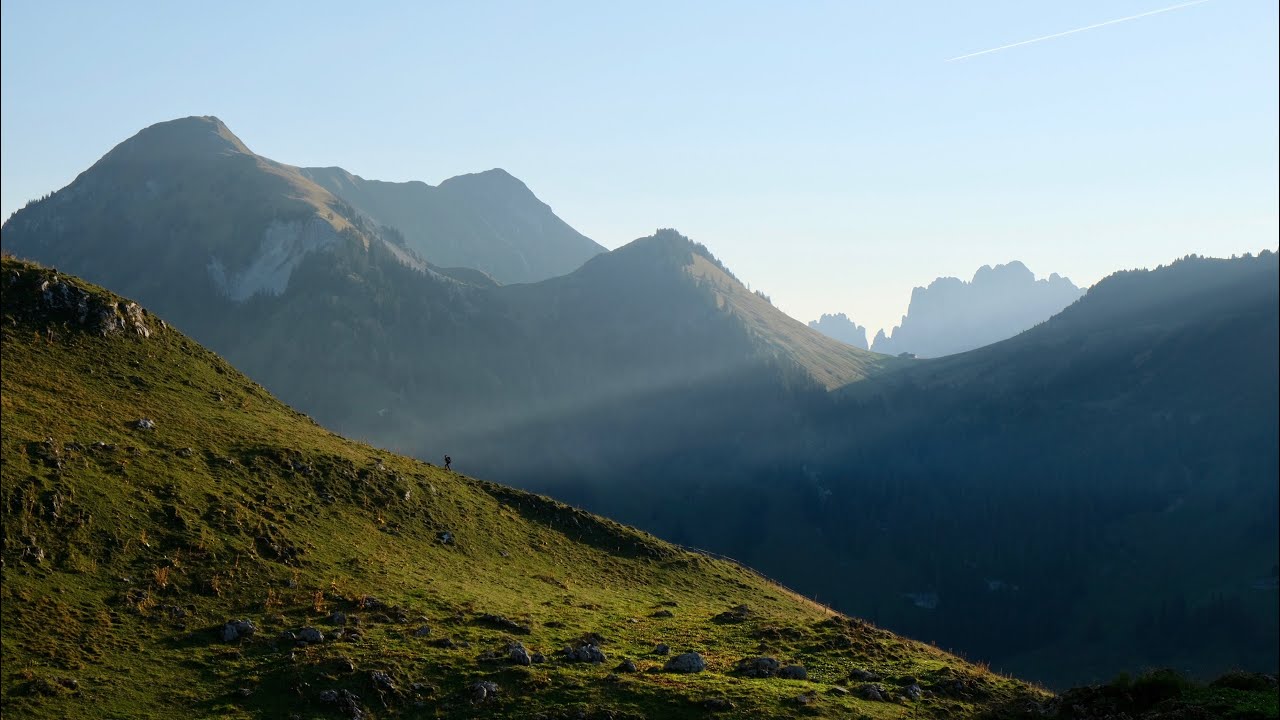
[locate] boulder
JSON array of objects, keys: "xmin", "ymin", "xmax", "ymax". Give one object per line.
[
  {"xmin": 857, "ymin": 683, "xmax": 886, "ymax": 702},
  {"xmin": 297, "ymin": 626, "xmax": 325, "ymax": 644},
  {"xmin": 778, "ymin": 665, "xmax": 808, "ymax": 681},
  {"xmin": 734, "ymin": 656, "xmax": 781, "ymax": 678},
  {"xmin": 469, "ymin": 680, "xmax": 499, "ymax": 703},
  {"xmin": 663, "ymin": 652, "xmax": 707, "ymax": 673},
  {"xmin": 564, "ymin": 643, "xmax": 607, "ymax": 664},
  {"xmin": 220, "ymin": 619, "xmax": 257, "ymax": 643}
]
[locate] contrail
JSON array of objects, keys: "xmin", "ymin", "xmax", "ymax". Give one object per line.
[{"xmin": 946, "ymin": 0, "xmax": 1214, "ymax": 62}]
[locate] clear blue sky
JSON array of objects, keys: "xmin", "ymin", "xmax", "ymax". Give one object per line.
[{"xmin": 2, "ymin": 1, "xmax": 1276, "ymax": 335}]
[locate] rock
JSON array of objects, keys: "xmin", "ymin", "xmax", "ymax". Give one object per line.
[
  {"xmin": 437, "ymin": 531, "xmax": 454, "ymax": 545},
  {"xmin": 330, "ymin": 611, "xmax": 347, "ymax": 626},
  {"xmin": 778, "ymin": 665, "xmax": 808, "ymax": 681},
  {"xmin": 297, "ymin": 626, "xmax": 324, "ymax": 644},
  {"xmin": 369, "ymin": 670, "xmax": 395, "ymax": 692},
  {"xmin": 476, "ymin": 613, "xmax": 530, "ymax": 634},
  {"xmin": 663, "ymin": 652, "xmax": 707, "ymax": 674},
  {"xmin": 703, "ymin": 698, "xmax": 736, "ymax": 711},
  {"xmin": 850, "ymin": 668, "xmax": 881, "ymax": 682},
  {"xmin": 792, "ymin": 690, "xmax": 819, "ymax": 706},
  {"xmin": 337, "ymin": 657, "xmax": 356, "ymax": 672},
  {"xmin": 651, "ymin": 609, "xmax": 674, "ymax": 618},
  {"xmin": 318, "ymin": 688, "xmax": 363, "ymax": 718},
  {"xmin": 508, "ymin": 642, "xmax": 532, "ymax": 666},
  {"xmin": 564, "ymin": 643, "xmax": 608, "ymax": 664},
  {"xmin": 653, "ymin": 643, "xmax": 671, "ymax": 655},
  {"xmin": 857, "ymin": 683, "xmax": 886, "ymax": 702},
  {"xmin": 469, "ymin": 680, "xmax": 499, "ymax": 703},
  {"xmin": 176, "ymin": 447, "xmax": 194, "ymax": 458},
  {"xmin": 531, "ymin": 652, "xmax": 546, "ymax": 664},
  {"xmin": 903, "ymin": 683, "xmax": 923, "ymax": 701},
  {"xmin": 735, "ymin": 656, "xmax": 781, "ymax": 678},
  {"xmin": 277, "ymin": 630, "xmax": 296, "ymax": 644},
  {"xmin": 615, "ymin": 659, "xmax": 638, "ymax": 673},
  {"xmin": 827, "ymin": 686, "xmax": 850, "ymax": 696},
  {"xmin": 135, "ymin": 418, "xmax": 156, "ymax": 431},
  {"xmin": 413, "ymin": 625, "xmax": 432, "ymax": 637},
  {"xmin": 221, "ymin": 619, "xmax": 257, "ymax": 643},
  {"xmin": 712, "ymin": 604, "xmax": 752, "ymax": 623}
]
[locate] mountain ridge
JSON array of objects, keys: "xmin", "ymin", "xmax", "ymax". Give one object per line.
[
  {"xmin": 870, "ymin": 261, "xmax": 1086, "ymax": 358},
  {"xmin": 0, "ymin": 254, "xmax": 1044, "ymax": 719}
]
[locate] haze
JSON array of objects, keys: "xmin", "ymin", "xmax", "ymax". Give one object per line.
[{"xmin": 2, "ymin": 0, "xmax": 1276, "ymax": 336}]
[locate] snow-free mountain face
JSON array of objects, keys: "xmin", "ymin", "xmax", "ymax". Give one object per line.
[
  {"xmin": 2, "ymin": 256, "xmax": 1050, "ymax": 719},
  {"xmin": 807, "ymin": 313, "xmax": 869, "ymax": 350},
  {"xmin": 0, "ymin": 116, "xmax": 413, "ymax": 317},
  {"xmin": 300, "ymin": 165, "xmax": 605, "ymax": 284},
  {"xmin": 871, "ymin": 261, "xmax": 1086, "ymax": 358}
]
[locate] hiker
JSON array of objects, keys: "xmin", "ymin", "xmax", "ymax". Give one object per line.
[{"xmin": 444, "ymin": 455, "xmax": 452, "ymax": 471}]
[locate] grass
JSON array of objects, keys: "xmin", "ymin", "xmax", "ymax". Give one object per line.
[{"xmin": 1, "ymin": 256, "xmax": 1042, "ymax": 718}]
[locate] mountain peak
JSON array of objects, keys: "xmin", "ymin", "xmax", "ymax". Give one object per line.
[{"xmin": 114, "ymin": 115, "xmax": 253, "ymax": 159}]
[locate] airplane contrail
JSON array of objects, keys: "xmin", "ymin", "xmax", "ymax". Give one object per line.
[{"xmin": 946, "ymin": 0, "xmax": 1215, "ymax": 62}]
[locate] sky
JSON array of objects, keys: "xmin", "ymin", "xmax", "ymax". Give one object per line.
[{"xmin": 2, "ymin": 1, "xmax": 1276, "ymax": 336}]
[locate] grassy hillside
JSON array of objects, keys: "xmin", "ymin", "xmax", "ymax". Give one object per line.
[{"xmin": 0, "ymin": 255, "xmax": 1040, "ymax": 719}]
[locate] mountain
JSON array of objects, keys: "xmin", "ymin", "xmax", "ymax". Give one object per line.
[
  {"xmin": 871, "ymin": 261, "xmax": 1086, "ymax": 358},
  {"xmin": 808, "ymin": 313, "xmax": 869, "ymax": 350},
  {"xmin": 4, "ymin": 116, "xmax": 1275, "ymax": 691},
  {"xmin": 0, "ymin": 116, "xmax": 894, "ymax": 470},
  {"xmin": 299, "ymin": 165, "xmax": 605, "ymax": 284},
  {"xmin": 794, "ymin": 252, "xmax": 1279, "ymax": 686},
  {"xmin": 0, "ymin": 256, "xmax": 1046, "ymax": 718}
]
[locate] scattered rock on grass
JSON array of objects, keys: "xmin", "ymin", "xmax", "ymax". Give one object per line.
[
  {"xmin": 469, "ymin": 680, "xmax": 499, "ymax": 703},
  {"xmin": 857, "ymin": 683, "xmax": 886, "ymax": 702},
  {"xmin": 564, "ymin": 643, "xmax": 608, "ymax": 664},
  {"xmin": 653, "ymin": 643, "xmax": 671, "ymax": 655},
  {"xmin": 664, "ymin": 652, "xmax": 707, "ymax": 673},
  {"xmin": 220, "ymin": 619, "xmax": 257, "ymax": 643},
  {"xmin": 735, "ymin": 656, "xmax": 781, "ymax": 678},
  {"xmin": 778, "ymin": 665, "xmax": 808, "ymax": 681}
]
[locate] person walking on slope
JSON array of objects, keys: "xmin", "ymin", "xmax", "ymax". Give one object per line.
[{"xmin": 444, "ymin": 455, "xmax": 452, "ymax": 471}]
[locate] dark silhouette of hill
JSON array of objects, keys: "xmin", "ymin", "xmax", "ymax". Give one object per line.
[
  {"xmin": 300, "ymin": 165, "xmax": 605, "ymax": 283},
  {"xmin": 871, "ymin": 261, "xmax": 1085, "ymax": 357},
  {"xmin": 808, "ymin": 313, "xmax": 869, "ymax": 350}
]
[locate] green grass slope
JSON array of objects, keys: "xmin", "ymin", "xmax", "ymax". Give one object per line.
[{"xmin": 0, "ymin": 256, "xmax": 1041, "ymax": 719}]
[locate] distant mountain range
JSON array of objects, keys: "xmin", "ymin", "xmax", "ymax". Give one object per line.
[
  {"xmin": 3, "ymin": 116, "xmax": 1275, "ymax": 690},
  {"xmin": 807, "ymin": 313, "xmax": 869, "ymax": 350},
  {"xmin": 869, "ymin": 261, "xmax": 1086, "ymax": 358}
]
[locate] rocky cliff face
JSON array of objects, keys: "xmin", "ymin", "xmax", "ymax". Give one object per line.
[
  {"xmin": 808, "ymin": 313, "xmax": 869, "ymax": 350},
  {"xmin": 871, "ymin": 261, "xmax": 1085, "ymax": 358}
]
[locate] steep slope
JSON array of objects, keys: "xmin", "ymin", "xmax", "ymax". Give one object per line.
[
  {"xmin": 300, "ymin": 166, "xmax": 605, "ymax": 284},
  {"xmin": 0, "ymin": 119, "xmax": 893, "ymax": 466},
  {"xmin": 871, "ymin": 261, "xmax": 1085, "ymax": 358},
  {"xmin": 0, "ymin": 256, "xmax": 1042, "ymax": 719},
  {"xmin": 794, "ymin": 253, "xmax": 1279, "ymax": 687},
  {"xmin": 808, "ymin": 313, "xmax": 870, "ymax": 350},
  {"xmin": 0, "ymin": 116, "xmax": 423, "ymax": 323}
]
